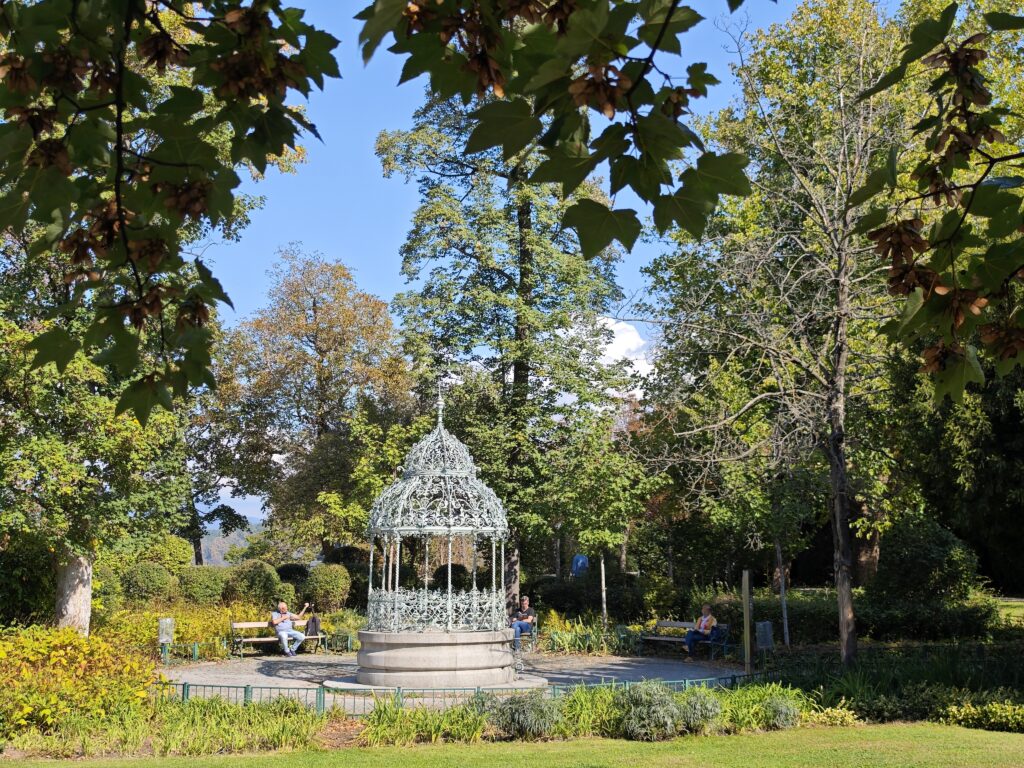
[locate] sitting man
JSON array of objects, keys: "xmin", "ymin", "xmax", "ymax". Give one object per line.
[
  {"xmin": 509, "ymin": 594, "xmax": 536, "ymax": 652},
  {"xmin": 684, "ymin": 603, "xmax": 717, "ymax": 656},
  {"xmin": 271, "ymin": 600, "xmax": 309, "ymax": 657}
]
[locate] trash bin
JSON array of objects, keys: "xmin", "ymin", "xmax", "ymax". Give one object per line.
[{"xmin": 158, "ymin": 617, "xmax": 175, "ymax": 645}]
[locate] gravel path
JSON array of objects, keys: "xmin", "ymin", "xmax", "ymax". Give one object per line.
[{"xmin": 162, "ymin": 651, "xmax": 731, "ymax": 690}]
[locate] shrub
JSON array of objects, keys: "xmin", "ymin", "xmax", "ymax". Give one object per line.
[
  {"xmin": 489, "ymin": 691, "xmax": 561, "ymax": 740},
  {"xmin": 360, "ymin": 698, "xmax": 487, "ymax": 746},
  {"xmin": 0, "ymin": 627, "xmax": 155, "ymax": 739},
  {"xmin": 800, "ymin": 704, "xmax": 861, "ymax": 727},
  {"xmin": 139, "ymin": 535, "xmax": 195, "ymax": 577},
  {"xmin": 304, "ymin": 564, "xmax": 350, "ymax": 612},
  {"xmin": 942, "ymin": 701, "xmax": 1024, "ymax": 733},
  {"xmin": 868, "ymin": 516, "xmax": 978, "ymax": 605},
  {"xmin": 432, "ymin": 563, "xmax": 471, "ymax": 591},
  {"xmin": 761, "ymin": 696, "xmax": 801, "ymax": 730},
  {"xmin": 178, "ymin": 567, "xmax": 228, "ymax": 607},
  {"xmin": 612, "ymin": 681, "xmax": 681, "ymax": 741},
  {"xmin": 92, "ymin": 564, "xmax": 125, "ymax": 616},
  {"xmin": 676, "ymin": 686, "xmax": 722, "ymax": 734},
  {"xmin": 222, "ymin": 560, "xmax": 282, "ymax": 606},
  {"xmin": 277, "ymin": 582, "xmax": 297, "ymax": 607},
  {"xmin": 121, "ymin": 562, "xmax": 179, "ymax": 603},
  {"xmin": 275, "ymin": 563, "xmax": 309, "ymax": 588},
  {"xmin": 719, "ymin": 683, "xmax": 806, "ymax": 733},
  {"xmin": 92, "ymin": 604, "xmax": 267, "ymax": 656},
  {"xmin": 555, "ymin": 685, "xmax": 619, "ymax": 738}
]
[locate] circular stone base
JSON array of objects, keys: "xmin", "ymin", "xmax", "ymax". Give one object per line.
[{"xmin": 356, "ymin": 629, "xmax": 517, "ymax": 688}]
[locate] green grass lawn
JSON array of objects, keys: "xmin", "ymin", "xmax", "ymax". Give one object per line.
[
  {"xmin": 15, "ymin": 724, "xmax": 1024, "ymax": 768},
  {"xmin": 998, "ymin": 598, "xmax": 1024, "ymax": 622}
]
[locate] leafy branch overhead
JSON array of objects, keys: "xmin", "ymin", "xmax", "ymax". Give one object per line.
[
  {"xmin": 358, "ymin": 0, "xmax": 753, "ymax": 257},
  {"xmin": 0, "ymin": 0, "xmax": 339, "ymax": 424},
  {"xmin": 856, "ymin": 2, "xmax": 1024, "ymax": 401}
]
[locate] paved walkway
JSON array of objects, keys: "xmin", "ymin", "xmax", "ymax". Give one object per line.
[{"xmin": 162, "ymin": 651, "xmax": 730, "ymax": 690}]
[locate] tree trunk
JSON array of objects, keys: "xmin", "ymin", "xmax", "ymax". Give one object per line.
[
  {"xmin": 55, "ymin": 553, "xmax": 93, "ymax": 635},
  {"xmin": 827, "ymin": 247, "xmax": 857, "ymax": 666},
  {"xmin": 854, "ymin": 499, "xmax": 882, "ymax": 586},
  {"xmin": 192, "ymin": 536, "xmax": 204, "ymax": 566},
  {"xmin": 599, "ymin": 553, "xmax": 608, "ymax": 630},
  {"xmin": 505, "ymin": 544, "xmax": 521, "ymax": 608},
  {"xmin": 554, "ymin": 533, "xmax": 561, "ymax": 578},
  {"xmin": 619, "ymin": 527, "xmax": 629, "ymax": 571},
  {"xmin": 775, "ymin": 540, "xmax": 791, "ymax": 647},
  {"xmin": 667, "ymin": 541, "xmax": 674, "ymax": 584},
  {"xmin": 506, "ymin": 164, "xmax": 535, "ymax": 602}
]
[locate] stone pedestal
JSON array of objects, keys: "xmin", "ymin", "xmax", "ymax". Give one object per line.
[{"xmin": 356, "ymin": 629, "xmax": 516, "ymax": 688}]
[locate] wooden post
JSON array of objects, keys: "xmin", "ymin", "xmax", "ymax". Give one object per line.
[{"xmin": 742, "ymin": 569, "xmax": 752, "ymax": 675}]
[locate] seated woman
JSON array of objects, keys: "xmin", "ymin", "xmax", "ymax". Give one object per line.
[{"xmin": 685, "ymin": 603, "xmax": 717, "ymax": 656}]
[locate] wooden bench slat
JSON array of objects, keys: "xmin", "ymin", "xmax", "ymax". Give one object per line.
[{"xmin": 654, "ymin": 620, "xmax": 695, "ymax": 629}]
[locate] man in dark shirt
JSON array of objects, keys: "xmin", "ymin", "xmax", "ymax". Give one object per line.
[{"xmin": 509, "ymin": 595, "xmax": 536, "ymax": 651}]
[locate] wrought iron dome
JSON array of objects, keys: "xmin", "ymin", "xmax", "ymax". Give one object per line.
[
  {"xmin": 367, "ymin": 399, "xmax": 509, "ymax": 538},
  {"xmin": 365, "ymin": 395, "xmax": 511, "ymax": 633}
]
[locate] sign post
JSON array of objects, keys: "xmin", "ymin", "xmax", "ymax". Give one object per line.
[{"xmin": 742, "ymin": 570, "xmax": 752, "ymax": 675}]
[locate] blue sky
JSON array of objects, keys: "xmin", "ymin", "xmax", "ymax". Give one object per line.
[
  {"xmin": 211, "ymin": 0, "xmax": 798, "ymax": 524},
  {"xmin": 209, "ymin": 1, "xmax": 797, "ymax": 321}
]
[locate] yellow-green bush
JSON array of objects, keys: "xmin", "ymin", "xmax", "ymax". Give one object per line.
[
  {"xmin": 942, "ymin": 701, "xmax": 1024, "ymax": 733},
  {"xmin": 0, "ymin": 627, "xmax": 155, "ymax": 739},
  {"xmin": 93, "ymin": 603, "xmax": 268, "ymax": 653}
]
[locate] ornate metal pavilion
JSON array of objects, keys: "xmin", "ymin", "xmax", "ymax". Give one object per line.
[{"xmin": 365, "ymin": 396, "xmax": 509, "ymax": 633}]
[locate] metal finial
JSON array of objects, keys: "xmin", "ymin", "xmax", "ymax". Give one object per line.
[{"xmin": 436, "ymin": 382, "xmax": 444, "ymax": 423}]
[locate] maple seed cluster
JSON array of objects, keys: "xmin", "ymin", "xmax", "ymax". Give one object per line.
[
  {"xmin": 570, "ymin": 63, "xmax": 632, "ymax": 119},
  {"xmin": 867, "ymin": 218, "xmax": 936, "ymax": 296},
  {"xmin": 209, "ymin": 8, "xmax": 306, "ymax": 99}
]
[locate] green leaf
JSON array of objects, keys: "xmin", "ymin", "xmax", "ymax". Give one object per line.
[
  {"xmin": 610, "ymin": 154, "xmax": 672, "ymax": 203},
  {"xmin": 688, "ymin": 152, "xmax": 751, "ymax": 197},
  {"xmin": 653, "ymin": 186, "xmax": 716, "ymax": 238},
  {"xmin": 196, "ymin": 259, "xmax": 234, "ymax": 308},
  {"xmin": 985, "ymin": 11, "xmax": 1024, "ymax": 30},
  {"xmin": 357, "ymin": 0, "xmax": 406, "ymax": 63},
  {"xmin": 26, "ymin": 327, "xmax": 80, "ymax": 372},
  {"xmin": 637, "ymin": 4, "xmax": 703, "ymax": 55},
  {"xmin": 115, "ymin": 378, "xmax": 160, "ymax": 427},
  {"xmin": 465, "ymin": 99, "xmax": 542, "ymax": 160},
  {"xmin": 563, "ymin": 200, "xmax": 641, "ymax": 256},
  {"xmin": 886, "ymin": 145, "xmax": 900, "ymax": 188},
  {"xmin": 848, "ymin": 168, "xmax": 888, "ymax": 209},
  {"xmin": 91, "ymin": 333, "xmax": 140, "ymax": 377},
  {"xmin": 557, "ymin": 1, "xmax": 610, "ymax": 57},
  {"xmin": 972, "ymin": 241, "xmax": 1024, "ymax": 292},
  {"xmin": 933, "ymin": 345, "xmax": 984, "ymax": 403},
  {"xmin": 530, "ymin": 145, "xmax": 599, "ymax": 196}
]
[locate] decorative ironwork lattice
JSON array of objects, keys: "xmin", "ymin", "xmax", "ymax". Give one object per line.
[
  {"xmin": 367, "ymin": 587, "xmax": 506, "ymax": 632},
  {"xmin": 364, "ymin": 394, "xmax": 511, "ymax": 634}
]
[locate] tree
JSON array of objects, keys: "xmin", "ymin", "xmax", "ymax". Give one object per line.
[
  {"xmin": 0, "ymin": 313, "xmax": 188, "ymax": 633},
  {"xmin": 859, "ymin": 1, "xmax": 1024, "ymax": 400},
  {"xmin": 544, "ymin": 409, "xmax": 665, "ymax": 627},
  {"xmin": 0, "ymin": 1, "xmax": 765, "ymax": 423},
  {"xmin": 637, "ymin": 0, "xmax": 911, "ymax": 663},
  {"xmin": 0, "ymin": 1, "xmax": 340, "ymax": 423},
  {"xmin": 216, "ymin": 245, "xmax": 415, "ymax": 555},
  {"xmin": 379, "ymin": 92, "xmax": 630, "ymax": 602}
]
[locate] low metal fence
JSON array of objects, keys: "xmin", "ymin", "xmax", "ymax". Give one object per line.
[{"xmin": 153, "ymin": 668, "xmax": 782, "ymax": 717}]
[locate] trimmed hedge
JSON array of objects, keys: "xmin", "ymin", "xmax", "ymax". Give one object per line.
[
  {"xmin": 222, "ymin": 560, "xmax": 282, "ymax": 606},
  {"xmin": 178, "ymin": 566, "xmax": 229, "ymax": 606},
  {"xmin": 304, "ymin": 564, "xmax": 350, "ymax": 612},
  {"xmin": 121, "ymin": 562, "xmax": 178, "ymax": 603}
]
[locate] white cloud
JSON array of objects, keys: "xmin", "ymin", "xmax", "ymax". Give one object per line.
[{"xmin": 600, "ymin": 317, "xmax": 652, "ymax": 379}]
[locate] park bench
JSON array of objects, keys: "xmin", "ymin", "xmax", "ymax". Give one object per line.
[
  {"xmin": 640, "ymin": 620, "xmax": 733, "ymax": 660},
  {"xmin": 229, "ymin": 619, "xmax": 326, "ymax": 657}
]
